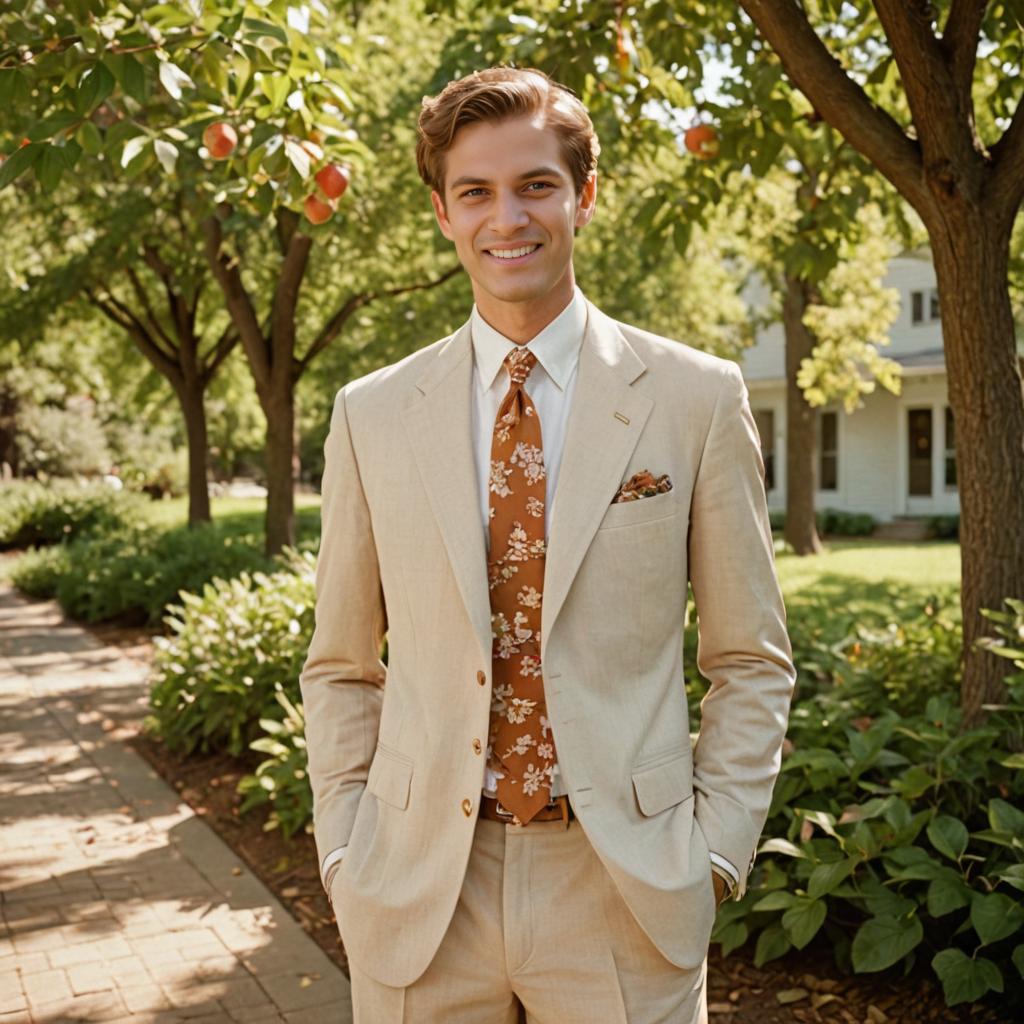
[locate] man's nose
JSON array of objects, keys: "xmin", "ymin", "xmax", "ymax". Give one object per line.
[{"xmin": 488, "ymin": 191, "xmax": 530, "ymax": 234}]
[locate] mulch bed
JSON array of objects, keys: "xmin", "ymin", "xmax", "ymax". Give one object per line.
[{"xmin": 85, "ymin": 618, "xmax": 1009, "ymax": 1023}]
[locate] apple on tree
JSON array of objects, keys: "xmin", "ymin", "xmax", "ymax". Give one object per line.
[
  {"xmin": 315, "ymin": 163, "xmax": 350, "ymax": 200},
  {"xmin": 304, "ymin": 193, "xmax": 335, "ymax": 225},
  {"xmin": 202, "ymin": 122, "xmax": 237, "ymax": 160},
  {"xmin": 684, "ymin": 123, "xmax": 719, "ymax": 160}
]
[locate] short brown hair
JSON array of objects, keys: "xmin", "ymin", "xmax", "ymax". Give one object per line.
[{"xmin": 416, "ymin": 66, "xmax": 600, "ymax": 201}]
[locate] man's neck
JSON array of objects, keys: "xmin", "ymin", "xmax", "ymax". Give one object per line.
[{"xmin": 473, "ymin": 280, "xmax": 575, "ymax": 345}]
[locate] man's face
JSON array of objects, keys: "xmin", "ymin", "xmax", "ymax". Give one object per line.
[{"xmin": 430, "ymin": 114, "xmax": 596, "ymax": 313}]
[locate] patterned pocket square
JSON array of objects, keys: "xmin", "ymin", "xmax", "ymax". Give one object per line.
[{"xmin": 611, "ymin": 469, "xmax": 673, "ymax": 504}]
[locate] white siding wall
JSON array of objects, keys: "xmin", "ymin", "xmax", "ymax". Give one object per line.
[{"xmin": 738, "ymin": 253, "xmax": 961, "ymax": 522}]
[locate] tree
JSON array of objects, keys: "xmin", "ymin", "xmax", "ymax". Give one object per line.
[
  {"xmin": 431, "ymin": 0, "xmax": 1024, "ymax": 720},
  {"xmin": 1, "ymin": 1, "xmax": 461, "ymax": 554}
]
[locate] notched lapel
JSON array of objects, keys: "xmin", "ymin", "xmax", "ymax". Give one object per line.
[
  {"xmin": 401, "ymin": 321, "xmax": 493, "ymax": 666},
  {"xmin": 541, "ymin": 305, "xmax": 652, "ymax": 661}
]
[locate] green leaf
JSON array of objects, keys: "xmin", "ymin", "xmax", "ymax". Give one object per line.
[
  {"xmin": 851, "ymin": 914, "xmax": 923, "ymax": 973},
  {"xmin": 989, "ymin": 798, "xmax": 1024, "ymax": 838},
  {"xmin": 754, "ymin": 924, "xmax": 791, "ymax": 966},
  {"xmin": 0, "ymin": 142, "xmax": 44, "ymax": 191},
  {"xmin": 77, "ymin": 121, "xmax": 104, "ymax": 155},
  {"xmin": 113, "ymin": 52, "xmax": 148, "ymax": 105},
  {"xmin": 758, "ymin": 837, "xmax": 807, "ymax": 859},
  {"xmin": 751, "ymin": 890, "xmax": 798, "ymax": 912},
  {"xmin": 1013, "ymin": 944, "xmax": 1024, "ymax": 979},
  {"xmin": 75, "ymin": 62, "xmax": 116, "ymax": 116},
  {"xmin": 927, "ymin": 814, "xmax": 969, "ymax": 861},
  {"xmin": 714, "ymin": 920, "xmax": 748, "ymax": 957},
  {"xmin": 931, "ymin": 949, "xmax": 1003, "ymax": 1006},
  {"xmin": 34, "ymin": 145, "xmax": 65, "ymax": 192},
  {"xmin": 1001, "ymin": 753, "xmax": 1024, "ymax": 769},
  {"xmin": 782, "ymin": 897, "xmax": 827, "ymax": 950},
  {"xmin": 970, "ymin": 892, "xmax": 1024, "ymax": 946},
  {"xmin": 120, "ymin": 135, "xmax": 150, "ymax": 169},
  {"xmin": 926, "ymin": 873, "xmax": 972, "ymax": 917},
  {"xmin": 807, "ymin": 857, "xmax": 858, "ymax": 898}
]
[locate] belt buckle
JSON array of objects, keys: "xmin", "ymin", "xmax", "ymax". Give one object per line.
[{"xmin": 494, "ymin": 800, "xmax": 516, "ymax": 821}]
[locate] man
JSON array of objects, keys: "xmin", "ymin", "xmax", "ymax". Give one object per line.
[{"xmin": 300, "ymin": 65, "xmax": 796, "ymax": 1023}]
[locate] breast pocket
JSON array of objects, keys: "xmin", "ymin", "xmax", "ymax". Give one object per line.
[{"xmin": 598, "ymin": 490, "xmax": 679, "ymax": 531}]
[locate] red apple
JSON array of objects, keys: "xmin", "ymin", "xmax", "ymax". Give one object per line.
[
  {"xmin": 304, "ymin": 193, "xmax": 335, "ymax": 225},
  {"xmin": 684, "ymin": 123, "xmax": 719, "ymax": 160},
  {"xmin": 315, "ymin": 163, "xmax": 350, "ymax": 200},
  {"xmin": 202, "ymin": 122, "xmax": 237, "ymax": 160}
]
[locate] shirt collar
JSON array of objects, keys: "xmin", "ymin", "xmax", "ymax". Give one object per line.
[{"xmin": 471, "ymin": 285, "xmax": 587, "ymax": 393}]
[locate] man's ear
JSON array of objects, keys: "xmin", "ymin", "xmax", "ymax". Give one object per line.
[
  {"xmin": 574, "ymin": 171, "xmax": 598, "ymax": 230},
  {"xmin": 430, "ymin": 189, "xmax": 454, "ymax": 241}
]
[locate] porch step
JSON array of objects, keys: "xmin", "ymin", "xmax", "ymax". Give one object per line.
[{"xmin": 872, "ymin": 516, "xmax": 932, "ymax": 541}]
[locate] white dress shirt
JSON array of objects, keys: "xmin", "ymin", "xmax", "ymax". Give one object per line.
[{"xmin": 320, "ymin": 285, "xmax": 738, "ymax": 893}]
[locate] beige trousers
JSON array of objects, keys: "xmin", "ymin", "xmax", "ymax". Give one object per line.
[{"xmin": 348, "ymin": 814, "xmax": 709, "ymax": 1023}]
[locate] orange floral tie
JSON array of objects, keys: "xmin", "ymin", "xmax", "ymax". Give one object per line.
[{"xmin": 486, "ymin": 347, "xmax": 558, "ymax": 825}]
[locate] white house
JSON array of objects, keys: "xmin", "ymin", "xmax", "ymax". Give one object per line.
[{"xmin": 739, "ymin": 252, "xmax": 966, "ymax": 524}]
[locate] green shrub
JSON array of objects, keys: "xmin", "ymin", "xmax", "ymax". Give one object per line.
[
  {"xmin": 0, "ymin": 478, "xmax": 150, "ymax": 549},
  {"xmin": 8, "ymin": 543, "xmax": 72, "ymax": 598},
  {"xmin": 766, "ymin": 509, "xmax": 877, "ymax": 536},
  {"xmin": 53, "ymin": 523, "xmax": 273, "ymax": 625},
  {"xmin": 237, "ymin": 686, "xmax": 312, "ymax": 838},
  {"xmin": 144, "ymin": 549, "xmax": 315, "ymax": 756},
  {"xmin": 817, "ymin": 507, "xmax": 876, "ymax": 536},
  {"xmin": 711, "ymin": 596, "xmax": 1024, "ymax": 1011},
  {"xmin": 928, "ymin": 514, "xmax": 960, "ymax": 540}
]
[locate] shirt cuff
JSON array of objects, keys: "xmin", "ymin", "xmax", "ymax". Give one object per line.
[
  {"xmin": 709, "ymin": 851, "xmax": 739, "ymax": 886},
  {"xmin": 321, "ymin": 845, "xmax": 347, "ymax": 887}
]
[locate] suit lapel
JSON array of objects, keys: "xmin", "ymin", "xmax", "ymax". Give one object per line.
[
  {"xmin": 401, "ymin": 301, "xmax": 652, "ymax": 669},
  {"xmin": 540, "ymin": 302, "xmax": 651, "ymax": 661},
  {"xmin": 402, "ymin": 320, "xmax": 493, "ymax": 665}
]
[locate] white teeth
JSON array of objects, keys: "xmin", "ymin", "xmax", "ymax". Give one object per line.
[{"xmin": 489, "ymin": 245, "xmax": 539, "ymax": 259}]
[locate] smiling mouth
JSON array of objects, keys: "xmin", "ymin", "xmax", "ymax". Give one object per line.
[{"xmin": 485, "ymin": 244, "xmax": 542, "ymax": 261}]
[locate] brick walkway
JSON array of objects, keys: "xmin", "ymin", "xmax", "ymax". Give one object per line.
[{"xmin": 0, "ymin": 582, "xmax": 353, "ymax": 1024}]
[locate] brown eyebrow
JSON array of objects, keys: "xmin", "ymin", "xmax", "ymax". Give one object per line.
[{"xmin": 449, "ymin": 166, "xmax": 565, "ymax": 190}]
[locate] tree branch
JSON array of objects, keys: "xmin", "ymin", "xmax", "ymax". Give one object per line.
[
  {"xmin": 988, "ymin": 92, "xmax": 1024, "ymax": 219},
  {"xmin": 199, "ymin": 322, "xmax": 240, "ymax": 385},
  {"xmin": 202, "ymin": 207, "xmax": 272, "ymax": 392},
  {"xmin": 941, "ymin": 0, "xmax": 987, "ymax": 102},
  {"xmin": 297, "ymin": 262, "xmax": 463, "ymax": 375},
  {"xmin": 271, "ymin": 208, "xmax": 313, "ymax": 384},
  {"xmin": 85, "ymin": 287, "xmax": 180, "ymax": 382},
  {"xmin": 873, "ymin": 0, "xmax": 982, "ymax": 199},
  {"xmin": 738, "ymin": 0, "xmax": 930, "ymax": 213},
  {"xmin": 123, "ymin": 265, "xmax": 177, "ymax": 354}
]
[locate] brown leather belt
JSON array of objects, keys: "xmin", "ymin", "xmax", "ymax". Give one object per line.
[{"xmin": 480, "ymin": 794, "xmax": 574, "ymax": 826}]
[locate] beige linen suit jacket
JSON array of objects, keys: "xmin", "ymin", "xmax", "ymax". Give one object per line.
[{"xmin": 299, "ymin": 297, "xmax": 796, "ymax": 990}]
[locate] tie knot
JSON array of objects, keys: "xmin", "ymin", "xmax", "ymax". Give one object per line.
[{"xmin": 504, "ymin": 346, "xmax": 538, "ymax": 387}]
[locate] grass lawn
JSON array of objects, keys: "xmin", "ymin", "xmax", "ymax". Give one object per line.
[{"xmin": 775, "ymin": 538, "xmax": 960, "ymax": 593}]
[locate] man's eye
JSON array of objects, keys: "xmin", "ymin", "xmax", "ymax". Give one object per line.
[
  {"xmin": 463, "ymin": 188, "xmax": 485, "ymax": 197},
  {"xmin": 526, "ymin": 182, "xmax": 553, "ymax": 191}
]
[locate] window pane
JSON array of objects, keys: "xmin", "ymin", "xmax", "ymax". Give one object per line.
[
  {"xmin": 911, "ymin": 290, "xmax": 924, "ymax": 324},
  {"xmin": 908, "ymin": 408, "xmax": 933, "ymax": 496},
  {"xmin": 945, "ymin": 406, "xmax": 956, "ymax": 488},
  {"xmin": 930, "ymin": 290, "xmax": 941, "ymax": 320},
  {"xmin": 754, "ymin": 409, "xmax": 775, "ymax": 491}
]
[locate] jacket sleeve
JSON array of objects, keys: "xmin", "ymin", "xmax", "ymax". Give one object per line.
[
  {"xmin": 299, "ymin": 383, "xmax": 387, "ymax": 875},
  {"xmin": 686, "ymin": 361, "xmax": 796, "ymax": 899}
]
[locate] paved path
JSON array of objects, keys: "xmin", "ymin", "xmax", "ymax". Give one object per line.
[{"xmin": 0, "ymin": 582, "xmax": 353, "ymax": 1024}]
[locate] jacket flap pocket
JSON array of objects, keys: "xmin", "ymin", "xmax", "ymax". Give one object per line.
[
  {"xmin": 631, "ymin": 751, "xmax": 693, "ymax": 817},
  {"xmin": 367, "ymin": 744, "xmax": 413, "ymax": 810}
]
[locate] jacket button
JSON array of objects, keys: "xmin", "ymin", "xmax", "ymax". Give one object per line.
[
  {"xmin": 461, "ymin": 798, "xmax": 473, "ymax": 817},
  {"xmin": 477, "ymin": 670, "xmax": 487, "ymax": 686},
  {"xmin": 472, "ymin": 739, "xmax": 482, "ymax": 755}
]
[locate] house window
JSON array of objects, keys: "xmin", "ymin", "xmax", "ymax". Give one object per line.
[
  {"xmin": 908, "ymin": 408, "xmax": 933, "ymax": 496},
  {"xmin": 753, "ymin": 409, "xmax": 775, "ymax": 491},
  {"xmin": 945, "ymin": 406, "xmax": 957, "ymax": 488},
  {"xmin": 911, "ymin": 288, "xmax": 940, "ymax": 325},
  {"xmin": 818, "ymin": 411, "xmax": 838, "ymax": 491}
]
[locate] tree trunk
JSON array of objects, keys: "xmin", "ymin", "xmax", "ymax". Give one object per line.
[
  {"xmin": 928, "ymin": 216, "xmax": 1024, "ymax": 724},
  {"xmin": 176, "ymin": 381, "xmax": 211, "ymax": 526},
  {"xmin": 264, "ymin": 385, "xmax": 296, "ymax": 557},
  {"xmin": 782, "ymin": 273, "xmax": 824, "ymax": 556}
]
